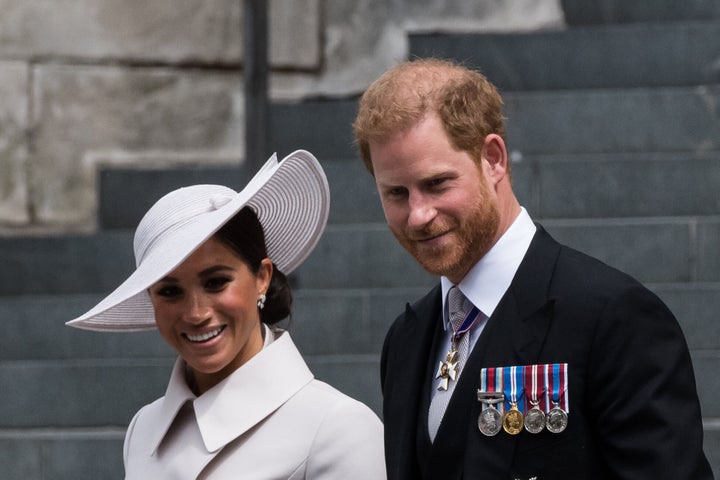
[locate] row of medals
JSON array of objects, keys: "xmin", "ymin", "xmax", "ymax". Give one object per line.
[{"xmin": 476, "ymin": 391, "xmax": 568, "ymax": 436}]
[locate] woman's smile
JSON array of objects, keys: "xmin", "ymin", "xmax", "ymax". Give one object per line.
[{"xmin": 184, "ymin": 325, "xmax": 226, "ymax": 343}]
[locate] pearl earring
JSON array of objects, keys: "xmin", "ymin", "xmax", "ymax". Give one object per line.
[{"xmin": 257, "ymin": 293, "xmax": 266, "ymax": 310}]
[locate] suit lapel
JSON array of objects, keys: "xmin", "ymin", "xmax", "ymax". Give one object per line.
[
  {"xmin": 481, "ymin": 226, "xmax": 560, "ymax": 367},
  {"xmin": 383, "ymin": 286, "xmax": 442, "ymax": 479},
  {"xmin": 425, "ymin": 226, "xmax": 561, "ymax": 478}
]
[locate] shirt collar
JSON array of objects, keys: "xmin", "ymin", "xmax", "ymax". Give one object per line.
[{"xmin": 441, "ymin": 207, "xmax": 536, "ymax": 328}]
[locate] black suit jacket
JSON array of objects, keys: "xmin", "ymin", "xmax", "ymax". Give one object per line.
[{"xmin": 380, "ymin": 226, "xmax": 713, "ymax": 479}]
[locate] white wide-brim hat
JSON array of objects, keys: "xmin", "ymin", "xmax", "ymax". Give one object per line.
[{"xmin": 67, "ymin": 149, "xmax": 329, "ymax": 332}]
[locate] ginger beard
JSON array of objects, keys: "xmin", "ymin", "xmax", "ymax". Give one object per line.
[{"xmin": 390, "ymin": 179, "xmax": 500, "ymax": 281}]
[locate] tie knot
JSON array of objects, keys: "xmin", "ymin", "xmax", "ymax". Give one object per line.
[{"xmin": 448, "ymin": 286, "xmax": 468, "ymax": 332}]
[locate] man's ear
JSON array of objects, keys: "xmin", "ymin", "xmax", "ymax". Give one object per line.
[{"xmin": 481, "ymin": 134, "xmax": 509, "ymax": 185}]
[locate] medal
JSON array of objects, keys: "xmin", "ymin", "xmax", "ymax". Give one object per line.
[
  {"xmin": 546, "ymin": 403, "xmax": 569, "ymax": 433},
  {"xmin": 502, "ymin": 366, "xmax": 524, "ymax": 435},
  {"xmin": 435, "ymin": 346, "xmax": 459, "ymax": 391},
  {"xmin": 545, "ymin": 363, "xmax": 569, "ymax": 433},
  {"xmin": 523, "ymin": 364, "xmax": 545, "ymax": 434},
  {"xmin": 478, "ymin": 403, "xmax": 503, "ymax": 436},
  {"xmin": 502, "ymin": 404, "xmax": 524, "ymax": 435},
  {"xmin": 477, "ymin": 367, "xmax": 504, "ymax": 436},
  {"xmin": 435, "ymin": 299, "xmax": 481, "ymax": 391},
  {"xmin": 525, "ymin": 402, "xmax": 546, "ymax": 434},
  {"xmin": 477, "ymin": 390, "xmax": 504, "ymax": 436},
  {"xmin": 478, "ymin": 363, "xmax": 570, "ymax": 436}
]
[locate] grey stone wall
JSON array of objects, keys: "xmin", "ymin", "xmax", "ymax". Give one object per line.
[{"xmin": 0, "ymin": 0, "xmax": 564, "ymax": 233}]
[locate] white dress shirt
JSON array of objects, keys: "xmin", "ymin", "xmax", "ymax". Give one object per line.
[{"xmin": 431, "ymin": 207, "xmax": 536, "ymax": 392}]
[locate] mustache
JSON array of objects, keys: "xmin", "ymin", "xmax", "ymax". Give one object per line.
[{"xmin": 404, "ymin": 221, "xmax": 454, "ymax": 241}]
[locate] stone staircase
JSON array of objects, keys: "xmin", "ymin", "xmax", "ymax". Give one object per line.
[{"xmin": 1, "ymin": 2, "xmax": 719, "ymax": 478}]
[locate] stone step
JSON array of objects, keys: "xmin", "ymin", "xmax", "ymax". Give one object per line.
[
  {"xmin": 0, "ymin": 217, "xmax": 718, "ymax": 295},
  {"xmin": 0, "ymin": 233, "xmax": 135, "ymax": 296},
  {"xmin": 0, "ymin": 355, "xmax": 381, "ymax": 428},
  {"xmin": 0, "ymin": 435, "xmax": 124, "ymax": 480},
  {"xmin": 542, "ymin": 217, "xmax": 720, "ymax": 284},
  {"xmin": 269, "ymin": 99, "xmax": 359, "ymax": 161},
  {"xmin": 2, "ymin": 284, "xmax": 718, "ymax": 361},
  {"xmin": 0, "ymin": 294, "xmax": 171, "ymax": 360},
  {"xmin": 0, "ymin": 359, "xmax": 172, "ymax": 428},
  {"xmin": 98, "ymin": 150, "xmax": 720, "ymax": 229},
  {"xmin": 409, "ymin": 22, "xmax": 720, "ymax": 91},
  {"xmin": 515, "ymin": 152, "xmax": 720, "ymax": 219},
  {"xmin": 269, "ymin": 86, "xmax": 720, "ymax": 157},
  {"xmin": 98, "ymin": 165, "xmax": 251, "ymax": 230},
  {"xmin": 502, "ymin": 86, "xmax": 720, "ymax": 155},
  {"xmin": 709, "ymin": 430, "xmax": 720, "ymax": 480},
  {"xmin": 561, "ymin": 0, "xmax": 720, "ymax": 25},
  {"xmin": 98, "ymin": 158, "xmax": 384, "ymax": 230},
  {"xmin": 650, "ymin": 284, "xmax": 720, "ymax": 351}
]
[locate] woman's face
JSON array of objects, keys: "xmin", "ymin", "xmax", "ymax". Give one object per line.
[{"xmin": 149, "ymin": 236, "xmax": 272, "ymax": 394}]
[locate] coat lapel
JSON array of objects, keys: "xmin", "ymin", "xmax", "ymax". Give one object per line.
[
  {"xmin": 480, "ymin": 226, "xmax": 560, "ymax": 367},
  {"xmin": 143, "ymin": 332, "xmax": 314, "ymax": 479},
  {"xmin": 194, "ymin": 332, "xmax": 314, "ymax": 452},
  {"xmin": 382, "ymin": 285, "xmax": 443, "ymax": 480},
  {"xmin": 425, "ymin": 226, "xmax": 561, "ymax": 478}
]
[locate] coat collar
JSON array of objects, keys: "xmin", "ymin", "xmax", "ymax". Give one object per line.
[{"xmin": 149, "ymin": 330, "xmax": 313, "ymax": 455}]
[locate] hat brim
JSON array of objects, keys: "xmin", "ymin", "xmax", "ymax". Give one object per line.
[{"xmin": 66, "ymin": 149, "xmax": 329, "ymax": 332}]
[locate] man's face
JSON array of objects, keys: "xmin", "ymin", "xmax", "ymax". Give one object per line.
[{"xmin": 369, "ymin": 114, "xmax": 500, "ymax": 284}]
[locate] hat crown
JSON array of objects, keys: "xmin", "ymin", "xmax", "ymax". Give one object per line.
[{"xmin": 133, "ymin": 184, "xmax": 236, "ymax": 267}]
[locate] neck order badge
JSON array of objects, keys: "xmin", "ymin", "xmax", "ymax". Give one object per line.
[{"xmin": 435, "ymin": 287, "xmax": 481, "ymax": 391}]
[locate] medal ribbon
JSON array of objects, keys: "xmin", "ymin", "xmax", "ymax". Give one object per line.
[
  {"xmin": 542, "ymin": 364, "xmax": 550, "ymax": 412},
  {"xmin": 550, "ymin": 363, "xmax": 569, "ymax": 412},
  {"xmin": 481, "ymin": 366, "xmax": 504, "ymax": 412},
  {"xmin": 480, "ymin": 367, "xmax": 488, "ymax": 410},
  {"xmin": 451, "ymin": 305, "xmax": 481, "ymax": 339},
  {"xmin": 503, "ymin": 365, "xmax": 524, "ymax": 413},
  {"xmin": 523, "ymin": 364, "xmax": 543, "ymax": 411},
  {"xmin": 484, "ymin": 364, "xmax": 568, "ymax": 415}
]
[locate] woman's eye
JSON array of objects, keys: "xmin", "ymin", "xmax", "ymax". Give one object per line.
[
  {"xmin": 155, "ymin": 285, "xmax": 181, "ymax": 298},
  {"xmin": 205, "ymin": 277, "xmax": 231, "ymax": 291}
]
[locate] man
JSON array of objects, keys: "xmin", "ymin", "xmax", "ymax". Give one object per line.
[{"xmin": 353, "ymin": 58, "xmax": 713, "ymax": 479}]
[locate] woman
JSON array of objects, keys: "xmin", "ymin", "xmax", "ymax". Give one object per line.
[{"xmin": 67, "ymin": 150, "xmax": 386, "ymax": 479}]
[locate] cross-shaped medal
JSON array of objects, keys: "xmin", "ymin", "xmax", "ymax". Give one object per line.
[{"xmin": 435, "ymin": 344, "xmax": 459, "ymax": 390}]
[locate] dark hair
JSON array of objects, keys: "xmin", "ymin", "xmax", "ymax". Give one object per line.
[{"xmin": 213, "ymin": 206, "xmax": 292, "ymax": 325}]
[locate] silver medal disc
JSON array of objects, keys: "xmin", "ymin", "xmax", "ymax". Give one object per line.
[
  {"xmin": 524, "ymin": 406, "xmax": 546, "ymax": 434},
  {"xmin": 478, "ymin": 406, "xmax": 503, "ymax": 436},
  {"xmin": 546, "ymin": 406, "xmax": 568, "ymax": 433}
]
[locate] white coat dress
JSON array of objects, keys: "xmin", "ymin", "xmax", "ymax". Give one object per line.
[{"xmin": 123, "ymin": 329, "xmax": 386, "ymax": 479}]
